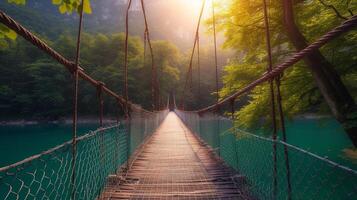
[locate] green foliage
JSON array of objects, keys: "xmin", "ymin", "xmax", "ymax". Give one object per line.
[
  {"xmin": 0, "ymin": 24, "xmax": 17, "ymax": 49},
  {"xmin": 0, "ymin": 0, "xmax": 92, "ymax": 49},
  {"xmin": 0, "ymin": 32, "xmax": 185, "ymax": 119},
  {"xmin": 217, "ymin": 0, "xmax": 357, "ymax": 130},
  {"xmin": 52, "ymin": 0, "xmax": 92, "ymax": 14},
  {"xmin": 7, "ymin": 0, "xmax": 25, "ymax": 5},
  {"xmin": 6, "ymin": 0, "xmax": 92, "ymax": 14},
  {"xmin": 152, "ymin": 40, "xmax": 182, "ymax": 96}
]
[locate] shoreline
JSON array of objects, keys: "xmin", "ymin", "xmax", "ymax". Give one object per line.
[
  {"xmin": 0, "ymin": 113, "xmax": 333, "ymax": 125},
  {"xmin": 0, "ymin": 118, "xmax": 119, "ymax": 126}
]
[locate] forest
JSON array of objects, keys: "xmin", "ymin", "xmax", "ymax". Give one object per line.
[
  {"xmin": 0, "ymin": 0, "xmax": 356, "ymax": 144},
  {"xmin": 0, "ymin": 0, "xmax": 226, "ymax": 119},
  {"xmin": 213, "ymin": 0, "xmax": 356, "ymax": 146}
]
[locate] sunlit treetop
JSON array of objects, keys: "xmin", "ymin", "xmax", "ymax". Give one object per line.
[
  {"xmin": 7, "ymin": 0, "xmax": 92, "ymax": 14},
  {"xmin": 0, "ymin": 0, "xmax": 92, "ymax": 48}
]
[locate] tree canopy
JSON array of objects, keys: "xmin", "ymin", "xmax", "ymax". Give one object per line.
[{"xmin": 214, "ymin": 0, "xmax": 356, "ymax": 131}]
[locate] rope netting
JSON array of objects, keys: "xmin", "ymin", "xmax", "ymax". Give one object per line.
[
  {"xmin": 176, "ymin": 110, "xmax": 357, "ymax": 200},
  {"xmin": 0, "ymin": 110, "xmax": 168, "ymax": 200},
  {"xmin": 0, "ymin": 1, "xmax": 170, "ymax": 199},
  {"xmin": 175, "ymin": 10, "xmax": 357, "ymax": 200}
]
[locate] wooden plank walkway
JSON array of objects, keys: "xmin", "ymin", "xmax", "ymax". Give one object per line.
[{"xmin": 100, "ymin": 112, "xmax": 250, "ymax": 200}]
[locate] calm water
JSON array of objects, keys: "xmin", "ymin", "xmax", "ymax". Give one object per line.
[
  {"xmin": 283, "ymin": 117, "xmax": 356, "ymax": 169},
  {"xmin": 195, "ymin": 116, "xmax": 357, "ymax": 199},
  {"xmin": 0, "ymin": 117, "xmax": 355, "ymax": 169},
  {"xmin": 0, "ymin": 123, "xmax": 98, "ymax": 167}
]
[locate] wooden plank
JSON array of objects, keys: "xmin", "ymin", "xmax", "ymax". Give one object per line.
[{"xmin": 99, "ymin": 112, "xmax": 251, "ymax": 200}]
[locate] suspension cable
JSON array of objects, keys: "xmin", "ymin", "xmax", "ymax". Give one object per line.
[
  {"xmin": 197, "ymin": 35, "xmax": 201, "ymax": 100},
  {"xmin": 143, "ymin": 30, "xmax": 147, "ymax": 68},
  {"xmin": 140, "ymin": 0, "xmax": 158, "ymax": 110},
  {"xmin": 124, "ymin": 0, "xmax": 133, "ymax": 172},
  {"xmin": 276, "ymin": 76, "xmax": 292, "ymax": 199},
  {"xmin": 192, "ymin": 15, "xmax": 357, "ymax": 113},
  {"xmin": 97, "ymin": 81, "xmax": 105, "ymax": 172},
  {"xmin": 182, "ymin": 0, "xmax": 206, "ymax": 108},
  {"xmin": 71, "ymin": 1, "xmax": 84, "ymax": 199},
  {"xmin": 124, "ymin": 0, "xmax": 132, "ymax": 116},
  {"xmin": 230, "ymin": 98, "xmax": 235, "ymax": 120},
  {"xmin": 0, "ymin": 4, "xmax": 155, "ymax": 114},
  {"xmin": 97, "ymin": 82, "xmax": 105, "ymax": 127},
  {"xmin": 212, "ymin": 0, "xmax": 219, "ymax": 103},
  {"xmin": 262, "ymin": 0, "xmax": 278, "ymax": 197}
]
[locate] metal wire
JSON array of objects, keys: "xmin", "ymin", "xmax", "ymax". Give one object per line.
[{"xmin": 176, "ymin": 110, "xmax": 357, "ymax": 200}]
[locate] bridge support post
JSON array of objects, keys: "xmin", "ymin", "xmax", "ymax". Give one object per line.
[
  {"xmin": 215, "ymin": 106, "xmax": 221, "ymax": 156},
  {"xmin": 97, "ymin": 82, "xmax": 105, "ymax": 172},
  {"xmin": 230, "ymin": 99, "xmax": 239, "ymax": 169},
  {"xmin": 262, "ymin": 0, "xmax": 278, "ymax": 198},
  {"xmin": 276, "ymin": 77, "xmax": 292, "ymax": 200},
  {"xmin": 71, "ymin": 1, "xmax": 84, "ymax": 199},
  {"xmin": 125, "ymin": 109, "xmax": 131, "ymax": 172}
]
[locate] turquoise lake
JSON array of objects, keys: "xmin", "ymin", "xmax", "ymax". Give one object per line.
[
  {"xmin": 0, "ymin": 117, "xmax": 356, "ymax": 170},
  {"xmin": 0, "ymin": 123, "xmax": 98, "ymax": 167}
]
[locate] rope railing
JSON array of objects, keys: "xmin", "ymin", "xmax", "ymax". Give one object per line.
[
  {"xmin": 0, "ymin": 125, "xmax": 125, "ymax": 200},
  {"xmin": 0, "ymin": 3, "xmax": 170, "ymax": 200},
  {"xmin": 1, "ymin": 0, "xmax": 356, "ymax": 199},
  {"xmin": 175, "ymin": 110, "xmax": 357, "ymax": 200},
  {"xmin": 193, "ymin": 15, "xmax": 357, "ymax": 114},
  {"xmin": 0, "ymin": 9, "xmax": 149, "ymax": 114},
  {"xmin": 175, "ymin": 4, "xmax": 357, "ymax": 199},
  {"xmin": 140, "ymin": 0, "xmax": 158, "ymax": 111},
  {"xmin": 0, "ymin": 110, "xmax": 169, "ymax": 200}
]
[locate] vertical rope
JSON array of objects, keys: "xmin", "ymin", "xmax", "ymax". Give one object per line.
[
  {"xmin": 156, "ymin": 73, "xmax": 160, "ymax": 110},
  {"xmin": 230, "ymin": 98, "xmax": 239, "ymax": 169},
  {"xmin": 230, "ymin": 98, "xmax": 235, "ymax": 120},
  {"xmin": 276, "ymin": 77, "xmax": 292, "ymax": 199},
  {"xmin": 97, "ymin": 82, "xmax": 105, "ymax": 168},
  {"xmin": 197, "ymin": 35, "xmax": 201, "ymax": 102},
  {"xmin": 212, "ymin": 0, "xmax": 219, "ymax": 103},
  {"xmin": 124, "ymin": 0, "xmax": 133, "ymax": 171},
  {"xmin": 71, "ymin": 1, "xmax": 84, "ymax": 199},
  {"xmin": 124, "ymin": 0, "xmax": 132, "ymax": 114},
  {"xmin": 215, "ymin": 105, "xmax": 221, "ymax": 156},
  {"xmin": 182, "ymin": 0, "xmax": 206, "ymax": 109},
  {"xmin": 212, "ymin": 0, "xmax": 221, "ymax": 157},
  {"xmin": 140, "ymin": 0, "xmax": 157, "ymax": 110},
  {"xmin": 97, "ymin": 82, "xmax": 104, "ymax": 128},
  {"xmin": 262, "ymin": 0, "xmax": 278, "ymax": 198},
  {"xmin": 143, "ymin": 30, "xmax": 147, "ymax": 69}
]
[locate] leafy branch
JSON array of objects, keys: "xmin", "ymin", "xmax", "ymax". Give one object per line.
[{"xmin": 317, "ymin": 0, "xmax": 349, "ymax": 20}]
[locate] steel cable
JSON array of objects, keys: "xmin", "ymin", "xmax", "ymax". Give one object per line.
[{"xmin": 195, "ymin": 15, "xmax": 357, "ymax": 113}]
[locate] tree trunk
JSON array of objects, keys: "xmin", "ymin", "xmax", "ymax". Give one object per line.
[{"xmin": 282, "ymin": 0, "xmax": 357, "ymax": 147}]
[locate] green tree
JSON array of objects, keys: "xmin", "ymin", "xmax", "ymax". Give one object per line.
[
  {"xmin": 0, "ymin": 0, "xmax": 92, "ymax": 47},
  {"xmin": 216, "ymin": 0, "xmax": 357, "ymax": 142},
  {"xmin": 152, "ymin": 40, "xmax": 181, "ymax": 104}
]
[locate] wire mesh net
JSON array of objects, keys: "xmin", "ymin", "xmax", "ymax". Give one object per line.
[
  {"xmin": 0, "ymin": 110, "xmax": 168, "ymax": 200},
  {"xmin": 176, "ymin": 110, "xmax": 357, "ymax": 200}
]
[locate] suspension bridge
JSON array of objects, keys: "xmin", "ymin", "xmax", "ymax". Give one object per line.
[{"xmin": 0, "ymin": 0, "xmax": 357, "ymax": 199}]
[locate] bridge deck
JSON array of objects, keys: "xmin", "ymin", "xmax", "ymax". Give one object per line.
[{"xmin": 100, "ymin": 112, "xmax": 249, "ymax": 199}]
